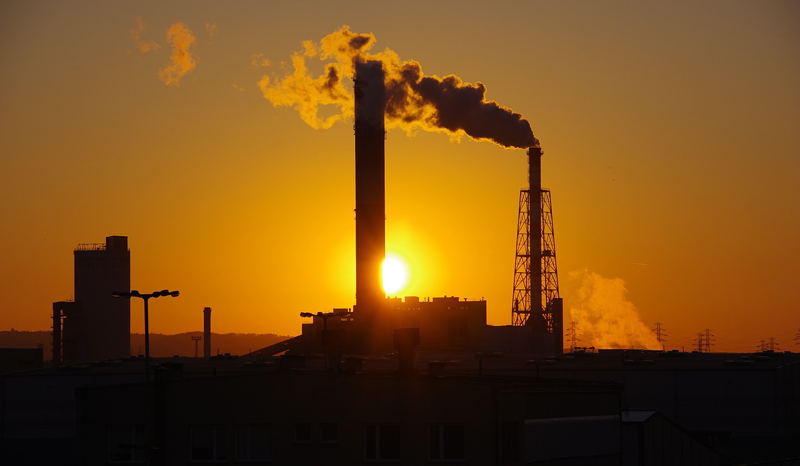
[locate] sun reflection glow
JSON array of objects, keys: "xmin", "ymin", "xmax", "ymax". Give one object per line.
[{"xmin": 382, "ymin": 254, "xmax": 410, "ymax": 295}]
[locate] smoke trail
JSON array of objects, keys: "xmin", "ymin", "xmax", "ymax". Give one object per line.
[
  {"xmin": 568, "ymin": 269, "xmax": 661, "ymax": 350},
  {"xmin": 258, "ymin": 34, "xmax": 355, "ymax": 129},
  {"xmin": 131, "ymin": 17, "xmax": 160, "ymax": 53},
  {"xmin": 158, "ymin": 23, "xmax": 196, "ymax": 86},
  {"xmin": 260, "ymin": 26, "xmax": 537, "ymax": 148}
]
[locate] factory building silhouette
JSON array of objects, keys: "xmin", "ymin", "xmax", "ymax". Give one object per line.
[
  {"xmin": 52, "ymin": 236, "xmax": 130, "ymax": 364},
  {"xmin": 5, "ymin": 59, "xmax": 800, "ymax": 466}
]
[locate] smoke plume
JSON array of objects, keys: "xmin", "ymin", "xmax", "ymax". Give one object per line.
[
  {"xmin": 158, "ymin": 23, "xmax": 196, "ymax": 86},
  {"xmin": 131, "ymin": 17, "xmax": 160, "ymax": 53},
  {"xmin": 568, "ymin": 269, "xmax": 661, "ymax": 350},
  {"xmin": 260, "ymin": 26, "xmax": 537, "ymax": 148}
]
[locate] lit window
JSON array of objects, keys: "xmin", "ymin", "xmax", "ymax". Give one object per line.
[
  {"xmin": 108, "ymin": 425, "xmax": 147, "ymax": 464},
  {"xmin": 365, "ymin": 424, "xmax": 401, "ymax": 461},
  {"xmin": 235, "ymin": 424, "xmax": 271, "ymax": 461},
  {"xmin": 429, "ymin": 424, "xmax": 465, "ymax": 462},
  {"xmin": 190, "ymin": 425, "xmax": 226, "ymax": 462}
]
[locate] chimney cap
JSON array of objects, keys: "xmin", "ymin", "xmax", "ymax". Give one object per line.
[{"xmin": 527, "ymin": 145, "xmax": 543, "ymax": 157}]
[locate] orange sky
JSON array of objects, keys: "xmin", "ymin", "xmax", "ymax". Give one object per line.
[{"xmin": 1, "ymin": 1, "xmax": 799, "ymax": 352}]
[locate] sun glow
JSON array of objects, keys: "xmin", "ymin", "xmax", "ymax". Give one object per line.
[{"xmin": 382, "ymin": 254, "xmax": 410, "ymax": 295}]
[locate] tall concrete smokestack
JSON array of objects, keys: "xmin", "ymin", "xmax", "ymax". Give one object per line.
[
  {"xmin": 353, "ymin": 60, "xmax": 387, "ymax": 352},
  {"xmin": 203, "ymin": 307, "xmax": 211, "ymax": 358},
  {"xmin": 529, "ymin": 147, "xmax": 542, "ymax": 323}
]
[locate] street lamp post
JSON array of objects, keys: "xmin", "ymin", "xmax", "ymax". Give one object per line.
[{"xmin": 113, "ymin": 289, "xmax": 179, "ymax": 381}]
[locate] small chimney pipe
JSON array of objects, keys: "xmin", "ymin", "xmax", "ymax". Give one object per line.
[{"xmin": 203, "ymin": 307, "xmax": 211, "ymax": 358}]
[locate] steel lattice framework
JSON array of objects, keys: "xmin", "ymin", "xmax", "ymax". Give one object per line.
[
  {"xmin": 541, "ymin": 189, "xmax": 560, "ymax": 331},
  {"xmin": 512, "ymin": 188, "xmax": 560, "ymax": 329},
  {"xmin": 512, "ymin": 189, "xmax": 532, "ymax": 326}
]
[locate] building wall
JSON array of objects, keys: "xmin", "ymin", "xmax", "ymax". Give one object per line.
[
  {"xmin": 0, "ymin": 348, "xmax": 42, "ymax": 375},
  {"xmin": 76, "ymin": 371, "xmax": 622, "ymax": 466},
  {"xmin": 539, "ymin": 364, "xmax": 799, "ymax": 438},
  {"xmin": 387, "ymin": 296, "xmax": 486, "ymax": 351},
  {"xmin": 73, "ymin": 236, "xmax": 130, "ymax": 361},
  {"xmin": 301, "ymin": 297, "xmax": 488, "ymax": 354},
  {"xmin": 501, "ymin": 387, "xmax": 622, "ymax": 464},
  {"xmin": 2, "ymin": 369, "xmax": 145, "ymax": 466},
  {"xmin": 622, "ymin": 412, "xmax": 720, "ymax": 466}
]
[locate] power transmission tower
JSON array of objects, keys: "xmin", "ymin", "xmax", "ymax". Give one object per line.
[
  {"xmin": 703, "ymin": 329, "xmax": 715, "ymax": 353},
  {"xmin": 758, "ymin": 340, "xmax": 767, "ymax": 352},
  {"xmin": 653, "ymin": 322, "xmax": 667, "ymax": 350},
  {"xmin": 566, "ymin": 321, "xmax": 580, "ymax": 352},
  {"xmin": 191, "ymin": 335, "xmax": 202, "ymax": 358},
  {"xmin": 768, "ymin": 337, "xmax": 779, "ymax": 352},
  {"xmin": 694, "ymin": 329, "xmax": 714, "ymax": 353}
]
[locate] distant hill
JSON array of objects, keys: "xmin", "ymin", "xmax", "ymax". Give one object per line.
[
  {"xmin": 131, "ymin": 332, "xmax": 292, "ymax": 358},
  {"xmin": 0, "ymin": 330, "xmax": 48, "ymax": 351},
  {"xmin": 0, "ymin": 330, "xmax": 293, "ymax": 361}
]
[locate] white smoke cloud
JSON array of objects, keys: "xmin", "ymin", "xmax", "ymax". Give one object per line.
[{"xmin": 567, "ymin": 269, "xmax": 661, "ymax": 350}]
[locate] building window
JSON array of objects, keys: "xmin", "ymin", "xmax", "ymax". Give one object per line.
[
  {"xmin": 108, "ymin": 425, "xmax": 147, "ymax": 463},
  {"xmin": 429, "ymin": 424, "xmax": 465, "ymax": 462},
  {"xmin": 320, "ymin": 423, "xmax": 338, "ymax": 444},
  {"xmin": 235, "ymin": 424, "xmax": 271, "ymax": 462},
  {"xmin": 190, "ymin": 425, "xmax": 226, "ymax": 462},
  {"xmin": 294, "ymin": 423, "xmax": 312, "ymax": 444},
  {"xmin": 501, "ymin": 421, "xmax": 519, "ymax": 462},
  {"xmin": 365, "ymin": 424, "xmax": 401, "ymax": 461}
]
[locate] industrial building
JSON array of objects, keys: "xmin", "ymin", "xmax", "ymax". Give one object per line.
[
  {"xmin": 10, "ymin": 348, "xmax": 800, "ymax": 465},
  {"xmin": 52, "ymin": 236, "xmax": 130, "ymax": 364},
  {"xmin": 74, "ymin": 365, "xmax": 626, "ymax": 465}
]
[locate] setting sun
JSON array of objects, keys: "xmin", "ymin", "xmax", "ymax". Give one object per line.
[{"xmin": 382, "ymin": 254, "xmax": 410, "ymax": 295}]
